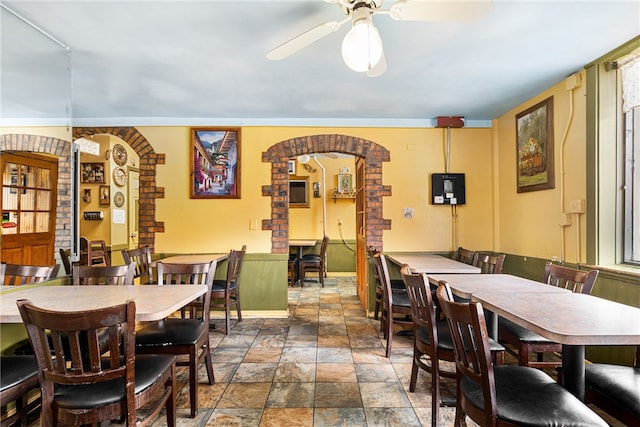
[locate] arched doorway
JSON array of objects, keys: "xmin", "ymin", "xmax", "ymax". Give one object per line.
[{"xmin": 262, "ymin": 134, "xmax": 391, "ymax": 307}]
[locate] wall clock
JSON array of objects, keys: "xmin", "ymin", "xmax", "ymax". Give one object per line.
[
  {"xmin": 112, "ymin": 166, "xmax": 127, "ymax": 186},
  {"xmin": 112, "ymin": 143, "xmax": 128, "ymax": 166},
  {"xmin": 113, "ymin": 191, "xmax": 125, "ymax": 207}
]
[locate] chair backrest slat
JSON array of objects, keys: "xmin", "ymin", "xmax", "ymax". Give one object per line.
[
  {"xmin": 121, "ymin": 246, "xmax": 154, "ymax": 283},
  {"xmin": 401, "ymin": 265, "xmax": 438, "ymax": 345},
  {"xmin": 157, "ymin": 261, "xmax": 217, "ymax": 322},
  {"xmin": 455, "ymin": 247, "xmax": 476, "ymax": 265},
  {"xmin": 544, "ymin": 262, "xmax": 598, "ymax": 294},
  {"xmin": 2, "ymin": 263, "xmax": 59, "ymax": 286},
  {"xmin": 473, "ymin": 253, "xmax": 506, "ymax": 274},
  {"xmin": 73, "ymin": 263, "xmax": 136, "ymax": 286}
]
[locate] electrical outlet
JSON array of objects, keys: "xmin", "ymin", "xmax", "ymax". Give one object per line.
[
  {"xmin": 403, "ymin": 207, "xmax": 413, "ymax": 219},
  {"xmin": 558, "ymin": 212, "xmax": 572, "ymax": 227}
]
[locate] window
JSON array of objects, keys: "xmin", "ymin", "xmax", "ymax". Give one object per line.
[
  {"xmin": 588, "ymin": 39, "xmax": 640, "ymax": 268},
  {"xmin": 289, "ymin": 176, "xmax": 309, "ymax": 208}
]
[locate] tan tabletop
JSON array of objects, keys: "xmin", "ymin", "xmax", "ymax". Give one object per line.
[
  {"xmin": 387, "ymin": 253, "xmax": 480, "ymax": 274},
  {"xmin": 0, "ymin": 284, "xmax": 207, "ymax": 323},
  {"xmin": 428, "ymin": 273, "xmax": 571, "ymax": 299},
  {"xmin": 158, "ymin": 253, "xmax": 228, "ymax": 265},
  {"xmin": 471, "ymin": 290, "xmax": 640, "ymax": 399}
]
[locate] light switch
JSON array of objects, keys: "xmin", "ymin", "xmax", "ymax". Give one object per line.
[{"xmin": 403, "ymin": 208, "xmax": 413, "ymax": 219}]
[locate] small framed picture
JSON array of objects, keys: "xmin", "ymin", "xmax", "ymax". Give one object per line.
[
  {"xmin": 337, "ymin": 173, "xmax": 352, "ymax": 194},
  {"xmin": 288, "ymin": 160, "xmax": 296, "ymax": 174},
  {"xmin": 99, "ymin": 185, "xmax": 110, "ymax": 205},
  {"xmin": 80, "ymin": 163, "xmax": 105, "ymax": 184}
]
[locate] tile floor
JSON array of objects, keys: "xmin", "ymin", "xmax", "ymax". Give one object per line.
[{"xmin": 151, "ymin": 276, "xmax": 457, "ymax": 426}]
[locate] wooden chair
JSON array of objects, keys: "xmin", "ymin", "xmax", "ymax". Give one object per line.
[
  {"xmin": 72, "ymin": 263, "xmax": 136, "ymax": 286},
  {"xmin": 211, "ymin": 246, "xmax": 246, "ymax": 335},
  {"xmin": 369, "ymin": 248, "xmax": 406, "ymax": 320},
  {"xmin": 1, "ymin": 263, "xmax": 59, "ymax": 286},
  {"xmin": 287, "ymin": 255, "xmax": 297, "ymax": 286},
  {"xmin": 87, "ymin": 239, "xmax": 110, "ymax": 266},
  {"xmin": 472, "ymin": 252, "xmax": 505, "ymax": 274},
  {"xmin": 374, "ymin": 253, "xmax": 413, "ymax": 358},
  {"xmin": 453, "ymin": 247, "xmax": 476, "ymax": 265},
  {"xmin": 58, "ymin": 248, "xmax": 72, "ymax": 276},
  {"xmin": 299, "ymin": 236, "xmax": 328, "ymax": 287},
  {"xmin": 498, "ymin": 262, "xmax": 599, "ymax": 368},
  {"xmin": 435, "ymin": 282, "xmax": 607, "ymax": 427},
  {"xmin": 135, "ymin": 261, "xmax": 217, "ymax": 418},
  {"xmin": 16, "ymin": 298, "xmax": 176, "ymax": 427},
  {"xmin": 0, "ymin": 356, "xmax": 40, "ymax": 427},
  {"xmin": 122, "ymin": 246, "xmax": 155, "ymax": 284},
  {"xmin": 583, "ymin": 345, "xmax": 640, "ymax": 426},
  {"xmin": 402, "ymin": 266, "xmax": 504, "ymax": 427}
]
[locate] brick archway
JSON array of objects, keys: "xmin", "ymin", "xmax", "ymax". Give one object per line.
[
  {"xmin": 1, "ymin": 134, "xmax": 73, "ymax": 251},
  {"xmin": 262, "ymin": 134, "xmax": 391, "ymax": 253},
  {"xmin": 73, "ymin": 127, "xmax": 165, "ymax": 250}
]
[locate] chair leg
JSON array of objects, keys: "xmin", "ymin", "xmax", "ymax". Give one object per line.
[
  {"xmin": 203, "ymin": 339, "xmax": 215, "ymax": 385},
  {"xmin": 166, "ymin": 363, "xmax": 177, "ymax": 427},
  {"xmin": 431, "ymin": 358, "xmax": 440, "ymax": 427},
  {"xmin": 188, "ymin": 346, "xmax": 198, "ymax": 418},
  {"xmin": 519, "ymin": 344, "xmax": 530, "ymax": 367},
  {"xmin": 409, "ymin": 354, "xmax": 419, "ymax": 392},
  {"xmin": 385, "ymin": 316, "xmax": 393, "ymax": 358},
  {"xmin": 235, "ymin": 295, "xmax": 242, "ymax": 322},
  {"xmin": 225, "ymin": 301, "xmax": 231, "ymax": 335}
]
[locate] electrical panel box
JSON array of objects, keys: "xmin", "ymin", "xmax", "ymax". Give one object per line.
[{"xmin": 431, "ymin": 173, "xmax": 466, "ymax": 205}]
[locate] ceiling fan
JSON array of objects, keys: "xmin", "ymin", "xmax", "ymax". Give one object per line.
[{"xmin": 266, "ymin": 0, "xmax": 494, "ymax": 77}]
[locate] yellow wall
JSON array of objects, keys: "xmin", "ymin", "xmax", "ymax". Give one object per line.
[
  {"xmin": 134, "ymin": 126, "xmax": 494, "ymax": 255},
  {"xmin": 494, "ymin": 71, "xmax": 587, "ymax": 263}
]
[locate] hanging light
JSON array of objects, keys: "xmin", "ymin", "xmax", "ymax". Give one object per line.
[{"xmin": 341, "ymin": 6, "xmax": 382, "ymax": 72}]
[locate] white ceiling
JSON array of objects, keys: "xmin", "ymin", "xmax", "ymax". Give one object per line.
[{"xmin": 1, "ymin": 0, "xmax": 639, "ymax": 128}]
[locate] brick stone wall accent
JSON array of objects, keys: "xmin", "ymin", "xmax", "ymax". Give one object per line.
[
  {"xmin": 73, "ymin": 127, "xmax": 164, "ymax": 251},
  {"xmin": 262, "ymin": 134, "xmax": 391, "ymax": 254},
  {"xmin": 1, "ymin": 134, "xmax": 72, "ymax": 251}
]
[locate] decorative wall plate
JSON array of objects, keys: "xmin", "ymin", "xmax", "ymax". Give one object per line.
[
  {"xmin": 112, "ymin": 143, "xmax": 128, "ymax": 166},
  {"xmin": 112, "ymin": 166, "xmax": 127, "ymax": 186},
  {"xmin": 114, "ymin": 191, "xmax": 125, "ymax": 207}
]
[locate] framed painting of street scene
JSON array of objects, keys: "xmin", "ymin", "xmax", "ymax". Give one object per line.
[{"xmin": 191, "ymin": 128, "xmax": 240, "ymax": 199}]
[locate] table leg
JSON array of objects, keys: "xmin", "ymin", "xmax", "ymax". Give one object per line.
[
  {"xmin": 561, "ymin": 345, "xmax": 585, "ymax": 400},
  {"xmin": 484, "ymin": 309, "xmax": 498, "ymax": 340},
  {"xmin": 295, "ymin": 246, "xmax": 303, "ymax": 286}
]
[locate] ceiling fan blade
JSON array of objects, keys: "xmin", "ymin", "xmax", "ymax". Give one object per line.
[
  {"xmin": 266, "ymin": 19, "xmax": 346, "ymax": 61},
  {"xmin": 390, "ymin": 0, "xmax": 494, "ymax": 22},
  {"xmin": 367, "ymin": 50, "xmax": 387, "ymax": 78}
]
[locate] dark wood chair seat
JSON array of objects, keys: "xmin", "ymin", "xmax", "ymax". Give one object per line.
[
  {"xmin": 211, "ymin": 245, "xmax": 246, "ymax": 335},
  {"xmin": 16, "ymin": 298, "xmax": 176, "ymax": 426},
  {"xmin": 436, "ymin": 281, "xmax": 607, "ymax": 427},
  {"xmin": 583, "ymin": 346, "xmax": 640, "ymax": 425},
  {"xmin": 299, "ymin": 236, "xmax": 328, "ymax": 287},
  {"xmin": 135, "ymin": 261, "xmax": 217, "ymax": 418},
  {"xmin": 402, "ymin": 266, "xmax": 504, "ymax": 427},
  {"xmin": 374, "ymin": 253, "xmax": 413, "ymax": 358},
  {"xmin": 0, "ymin": 355, "xmax": 40, "ymax": 427}
]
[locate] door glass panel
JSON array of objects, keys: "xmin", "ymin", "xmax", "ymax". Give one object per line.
[
  {"xmin": 36, "ymin": 167, "xmax": 50, "ymax": 189},
  {"xmin": 19, "ymin": 211, "xmax": 34, "ymax": 233},
  {"xmin": 36, "ymin": 190, "xmax": 50, "ymax": 210},
  {"xmin": 3, "ymin": 162, "xmax": 18, "ymax": 185},
  {"xmin": 2, "ymin": 187, "xmax": 18, "ymax": 210},
  {"xmin": 20, "ymin": 188, "xmax": 35, "ymax": 210},
  {"xmin": 36, "ymin": 212, "xmax": 49, "ymax": 232},
  {"xmin": 2, "ymin": 212, "xmax": 18, "ymax": 235}
]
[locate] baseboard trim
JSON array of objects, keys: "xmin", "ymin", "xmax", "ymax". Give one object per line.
[{"xmin": 210, "ymin": 310, "xmax": 289, "ymax": 319}]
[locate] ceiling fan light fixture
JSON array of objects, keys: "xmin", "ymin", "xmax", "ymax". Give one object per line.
[{"xmin": 341, "ymin": 9, "xmax": 382, "ymax": 72}]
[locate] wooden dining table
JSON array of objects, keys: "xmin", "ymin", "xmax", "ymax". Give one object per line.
[
  {"xmin": 0, "ymin": 284, "xmax": 208, "ymax": 323},
  {"xmin": 387, "ymin": 253, "xmax": 481, "ymax": 274},
  {"xmin": 289, "ymin": 239, "xmax": 317, "ymax": 285},
  {"xmin": 471, "ymin": 290, "xmax": 640, "ymax": 400}
]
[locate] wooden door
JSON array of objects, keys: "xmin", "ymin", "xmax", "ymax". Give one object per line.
[
  {"xmin": 1, "ymin": 152, "xmax": 58, "ymax": 265},
  {"xmin": 355, "ymin": 157, "xmax": 368, "ymax": 310},
  {"xmin": 127, "ymin": 168, "xmax": 139, "ymax": 249}
]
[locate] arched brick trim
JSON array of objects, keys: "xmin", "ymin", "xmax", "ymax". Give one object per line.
[
  {"xmin": 262, "ymin": 134, "xmax": 392, "ymax": 254},
  {"xmin": 72, "ymin": 127, "xmax": 165, "ymax": 250},
  {"xmin": 1, "ymin": 134, "xmax": 73, "ymax": 252}
]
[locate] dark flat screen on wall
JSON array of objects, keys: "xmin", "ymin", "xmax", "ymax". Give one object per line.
[{"xmin": 431, "ymin": 173, "xmax": 466, "ymax": 205}]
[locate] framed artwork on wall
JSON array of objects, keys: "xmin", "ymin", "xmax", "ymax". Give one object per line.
[
  {"xmin": 288, "ymin": 160, "xmax": 296, "ymax": 174},
  {"xmin": 99, "ymin": 185, "xmax": 110, "ymax": 205},
  {"xmin": 516, "ymin": 96, "xmax": 554, "ymax": 193},
  {"xmin": 191, "ymin": 128, "xmax": 240, "ymax": 198},
  {"xmin": 80, "ymin": 163, "xmax": 105, "ymax": 184}
]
